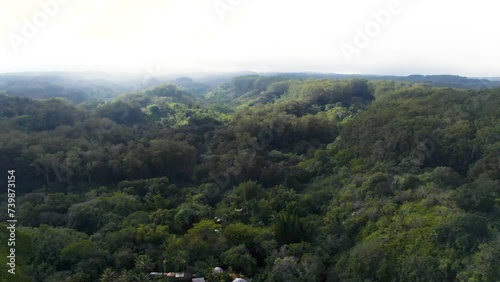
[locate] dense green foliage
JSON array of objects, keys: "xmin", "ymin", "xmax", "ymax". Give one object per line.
[{"xmin": 0, "ymin": 75, "xmax": 499, "ymax": 281}]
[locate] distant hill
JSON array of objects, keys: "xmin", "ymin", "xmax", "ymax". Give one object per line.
[
  {"xmin": 0, "ymin": 73, "xmax": 130, "ymax": 103},
  {"xmin": 1, "ymin": 72, "xmax": 499, "ymax": 103},
  {"xmin": 261, "ymin": 73, "xmax": 500, "ymax": 90}
]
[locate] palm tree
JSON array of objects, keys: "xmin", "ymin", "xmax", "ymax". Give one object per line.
[
  {"xmin": 99, "ymin": 268, "xmax": 118, "ymax": 282},
  {"xmin": 134, "ymin": 254, "xmax": 155, "ymax": 273}
]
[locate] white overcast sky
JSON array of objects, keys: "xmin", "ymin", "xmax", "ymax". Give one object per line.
[{"xmin": 0, "ymin": 0, "xmax": 499, "ymax": 77}]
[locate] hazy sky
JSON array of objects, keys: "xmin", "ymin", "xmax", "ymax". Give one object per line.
[{"xmin": 1, "ymin": 0, "xmax": 499, "ymax": 77}]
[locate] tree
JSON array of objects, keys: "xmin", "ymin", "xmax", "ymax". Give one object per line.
[
  {"xmin": 220, "ymin": 245, "xmax": 257, "ymax": 277},
  {"xmin": 274, "ymin": 211, "xmax": 312, "ymax": 245},
  {"xmin": 223, "ymin": 222, "xmax": 262, "ymax": 246},
  {"xmin": 67, "ymin": 201, "xmax": 105, "ymax": 234},
  {"xmin": 457, "ymin": 236, "xmax": 500, "ymax": 281},
  {"xmin": 269, "ymin": 256, "xmax": 304, "ymax": 282},
  {"xmin": 434, "ymin": 214, "xmax": 490, "ymax": 254},
  {"xmin": 100, "ymin": 268, "xmax": 118, "ymax": 282},
  {"xmin": 60, "ymin": 239, "xmax": 103, "ymax": 269},
  {"xmin": 134, "ymin": 255, "xmax": 155, "ymax": 273},
  {"xmin": 184, "ymin": 219, "xmax": 224, "ymax": 260}
]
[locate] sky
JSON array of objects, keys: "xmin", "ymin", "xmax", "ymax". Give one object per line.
[{"xmin": 0, "ymin": 0, "xmax": 499, "ymax": 77}]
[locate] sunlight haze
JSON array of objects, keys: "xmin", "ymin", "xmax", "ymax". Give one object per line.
[{"xmin": 1, "ymin": 0, "xmax": 499, "ymax": 77}]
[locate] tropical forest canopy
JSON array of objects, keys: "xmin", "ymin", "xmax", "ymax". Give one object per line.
[{"xmin": 0, "ymin": 74, "xmax": 499, "ymax": 281}]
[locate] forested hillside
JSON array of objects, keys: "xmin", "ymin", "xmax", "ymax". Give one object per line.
[
  {"xmin": 2, "ymin": 72, "xmax": 499, "ymax": 104},
  {"xmin": 0, "ymin": 76, "xmax": 499, "ymax": 281}
]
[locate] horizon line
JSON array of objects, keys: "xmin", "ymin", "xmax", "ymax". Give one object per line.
[{"xmin": 0, "ymin": 70, "xmax": 498, "ymax": 80}]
